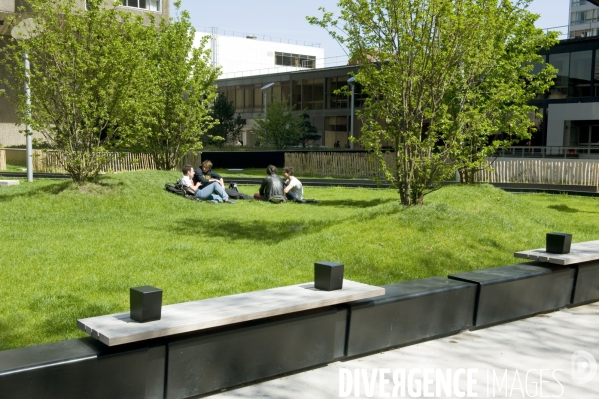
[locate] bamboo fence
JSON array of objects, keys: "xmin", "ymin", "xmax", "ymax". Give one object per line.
[
  {"xmin": 284, "ymin": 152, "xmax": 396, "ymax": 179},
  {"xmin": 32, "ymin": 150, "xmax": 205, "ymax": 173},
  {"xmin": 0, "ymin": 150, "xmax": 6, "ymax": 171},
  {"xmin": 476, "ymin": 159, "xmax": 599, "ymax": 188}
]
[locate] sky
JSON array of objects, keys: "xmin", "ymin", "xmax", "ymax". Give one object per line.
[{"xmin": 174, "ymin": 0, "xmax": 571, "ymax": 59}]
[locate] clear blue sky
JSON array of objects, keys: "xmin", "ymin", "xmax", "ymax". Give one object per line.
[{"xmin": 174, "ymin": 0, "xmax": 570, "ymax": 58}]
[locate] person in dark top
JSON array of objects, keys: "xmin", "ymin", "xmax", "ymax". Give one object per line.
[
  {"xmin": 193, "ymin": 160, "xmax": 224, "ymax": 190},
  {"xmin": 254, "ymin": 165, "xmax": 286, "ymax": 203}
]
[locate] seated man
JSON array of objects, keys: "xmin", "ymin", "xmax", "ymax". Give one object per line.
[
  {"xmin": 283, "ymin": 166, "xmax": 304, "ymax": 202},
  {"xmin": 254, "ymin": 165, "xmax": 286, "ymax": 203},
  {"xmin": 181, "ymin": 164, "xmax": 235, "ymax": 204},
  {"xmin": 194, "ymin": 160, "xmax": 224, "ymax": 189}
]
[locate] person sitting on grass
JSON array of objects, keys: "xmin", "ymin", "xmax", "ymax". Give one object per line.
[
  {"xmin": 193, "ymin": 160, "xmax": 224, "ymax": 190},
  {"xmin": 181, "ymin": 164, "xmax": 235, "ymax": 204},
  {"xmin": 283, "ymin": 166, "xmax": 304, "ymax": 203},
  {"xmin": 254, "ymin": 165, "xmax": 286, "ymax": 203}
]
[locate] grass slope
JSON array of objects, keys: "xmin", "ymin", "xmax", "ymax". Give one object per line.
[{"xmin": 0, "ymin": 171, "xmax": 598, "ymax": 350}]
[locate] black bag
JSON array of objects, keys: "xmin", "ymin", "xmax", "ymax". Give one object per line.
[{"xmin": 225, "ymin": 188, "xmax": 252, "ymax": 200}]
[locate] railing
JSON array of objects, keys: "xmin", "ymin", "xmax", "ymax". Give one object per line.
[
  {"xmin": 196, "ymin": 27, "xmax": 321, "ymax": 48},
  {"xmin": 494, "ymin": 146, "xmax": 599, "ymax": 158},
  {"xmin": 219, "ymin": 55, "xmax": 351, "ymax": 79},
  {"xmin": 476, "ymin": 158, "xmax": 599, "ymax": 188}
]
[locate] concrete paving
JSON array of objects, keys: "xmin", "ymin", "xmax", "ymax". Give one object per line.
[{"xmin": 213, "ymin": 301, "xmax": 599, "ymax": 399}]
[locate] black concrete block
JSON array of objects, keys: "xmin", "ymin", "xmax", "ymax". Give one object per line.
[
  {"xmin": 0, "ymin": 338, "xmax": 166, "ymax": 399},
  {"xmin": 165, "ymin": 307, "xmax": 342, "ymax": 399},
  {"xmin": 571, "ymin": 260, "xmax": 599, "ymax": 305},
  {"xmin": 130, "ymin": 286, "xmax": 162, "ymax": 323},
  {"xmin": 314, "ymin": 261, "xmax": 344, "ymax": 291},
  {"xmin": 344, "ymin": 277, "xmax": 477, "ymax": 357},
  {"xmin": 546, "ymin": 232, "xmax": 572, "ymax": 254},
  {"xmin": 449, "ymin": 262, "xmax": 575, "ymax": 328}
]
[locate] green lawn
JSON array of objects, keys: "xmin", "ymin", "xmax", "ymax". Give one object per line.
[{"xmin": 0, "ymin": 171, "xmax": 598, "ymax": 350}]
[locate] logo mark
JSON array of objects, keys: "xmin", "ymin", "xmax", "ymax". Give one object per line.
[{"xmin": 571, "ymin": 351, "xmax": 597, "ymax": 385}]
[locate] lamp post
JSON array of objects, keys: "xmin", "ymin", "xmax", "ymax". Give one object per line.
[
  {"xmin": 11, "ymin": 18, "xmax": 40, "ymax": 183},
  {"xmin": 261, "ymin": 82, "xmax": 274, "ymax": 115},
  {"xmin": 347, "ymin": 77, "xmax": 356, "ymax": 150}
]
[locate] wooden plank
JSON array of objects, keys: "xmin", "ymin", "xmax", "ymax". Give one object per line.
[
  {"xmin": 514, "ymin": 239, "xmax": 599, "ymax": 265},
  {"xmin": 78, "ymin": 279, "xmax": 385, "ymax": 346}
]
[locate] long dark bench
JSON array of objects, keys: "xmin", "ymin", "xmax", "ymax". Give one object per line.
[
  {"xmin": 343, "ymin": 277, "xmax": 477, "ymax": 357},
  {"xmin": 449, "ymin": 262, "xmax": 575, "ymax": 328}
]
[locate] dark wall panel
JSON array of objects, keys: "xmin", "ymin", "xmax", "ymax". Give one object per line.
[{"xmin": 165, "ymin": 307, "xmax": 342, "ymax": 399}]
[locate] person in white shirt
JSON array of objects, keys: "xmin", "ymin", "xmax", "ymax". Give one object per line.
[
  {"xmin": 180, "ymin": 164, "xmax": 235, "ymax": 204},
  {"xmin": 283, "ymin": 166, "xmax": 304, "ymax": 202}
]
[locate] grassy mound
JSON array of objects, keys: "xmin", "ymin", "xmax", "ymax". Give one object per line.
[{"xmin": 0, "ymin": 170, "xmax": 597, "ymax": 350}]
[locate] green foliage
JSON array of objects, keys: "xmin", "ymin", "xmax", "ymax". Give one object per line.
[
  {"xmin": 1, "ymin": 0, "xmax": 152, "ymax": 182},
  {"xmin": 298, "ymin": 113, "xmax": 321, "ymax": 148},
  {"xmin": 1, "ymin": 171, "xmax": 599, "ymax": 349},
  {"xmin": 309, "ymin": 0, "xmax": 558, "ymax": 205},
  {"xmin": 134, "ymin": 4, "xmax": 220, "ymax": 170},
  {"xmin": 253, "ymin": 101, "xmax": 305, "ymax": 149},
  {"xmin": 206, "ymin": 94, "xmax": 244, "ymax": 146}
]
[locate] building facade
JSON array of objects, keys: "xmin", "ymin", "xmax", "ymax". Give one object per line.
[
  {"xmin": 569, "ymin": 0, "xmax": 599, "ymax": 38},
  {"xmin": 217, "ymin": 34, "xmax": 599, "ymax": 154},
  {"xmin": 0, "ymin": 0, "xmax": 169, "ymax": 147},
  {"xmin": 194, "ymin": 28, "xmax": 325, "ymax": 79}
]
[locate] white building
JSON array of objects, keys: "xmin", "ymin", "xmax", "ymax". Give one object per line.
[
  {"xmin": 194, "ymin": 28, "xmax": 325, "ymax": 79},
  {"xmin": 569, "ymin": 0, "xmax": 599, "ymax": 38}
]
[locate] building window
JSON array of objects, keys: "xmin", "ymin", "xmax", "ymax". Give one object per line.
[
  {"xmin": 569, "ymin": 51, "xmax": 592, "ymax": 98},
  {"xmin": 548, "ymin": 53, "xmax": 569, "ymax": 99},
  {"xmin": 122, "ymin": 0, "xmax": 161, "ymax": 12},
  {"xmin": 275, "ymin": 52, "xmax": 316, "ymax": 69}
]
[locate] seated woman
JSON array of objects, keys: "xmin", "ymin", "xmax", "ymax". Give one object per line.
[{"xmin": 180, "ymin": 164, "xmax": 235, "ymax": 204}]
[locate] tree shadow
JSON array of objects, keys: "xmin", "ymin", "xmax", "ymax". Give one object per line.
[
  {"xmin": 0, "ymin": 181, "xmax": 72, "ymax": 202},
  {"xmin": 170, "ymin": 218, "xmax": 339, "ymax": 244},
  {"xmin": 548, "ymin": 204, "xmax": 599, "ymax": 214},
  {"xmin": 316, "ymin": 198, "xmax": 398, "ymax": 208}
]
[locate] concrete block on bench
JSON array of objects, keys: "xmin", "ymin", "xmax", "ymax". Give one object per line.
[
  {"xmin": 0, "ymin": 338, "xmax": 165, "ymax": 399},
  {"xmin": 571, "ymin": 260, "xmax": 599, "ymax": 305},
  {"xmin": 164, "ymin": 307, "xmax": 345, "ymax": 399},
  {"xmin": 344, "ymin": 277, "xmax": 477, "ymax": 357},
  {"xmin": 0, "ymin": 180, "xmax": 19, "ymax": 187},
  {"xmin": 449, "ymin": 262, "xmax": 575, "ymax": 328}
]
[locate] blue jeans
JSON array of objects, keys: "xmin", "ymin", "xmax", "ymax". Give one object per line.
[{"xmin": 195, "ymin": 183, "xmax": 229, "ymax": 202}]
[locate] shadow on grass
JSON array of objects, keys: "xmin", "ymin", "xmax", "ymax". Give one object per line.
[
  {"xmin": 315, "ymin": 198, "xmax": 397, "ymax": 208},
  {"xmin": 0, "ymin": 181, "xmax": 72, "ymax": 202},
  {"xmin": 548, "ymin": 204, "xmax": 599, "ymax": 214},
  {"xmin": 171, "ymin": 218, "xmax": 338, "ymax": 244}
]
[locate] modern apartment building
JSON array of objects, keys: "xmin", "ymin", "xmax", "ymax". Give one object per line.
[
  {"xmin": 0, "ymin": 0, "xmax": 169, "ymax": 147},
  {"xmin": 569, "ymin": 0, "xmax": 599, "ymax": 38}
]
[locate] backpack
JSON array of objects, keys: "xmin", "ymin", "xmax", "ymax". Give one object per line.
[{"xmin": 165, "ymin": 182, "xmax": 201, "ymax": 202}]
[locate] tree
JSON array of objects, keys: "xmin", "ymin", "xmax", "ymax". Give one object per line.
[
  {"xmin": 1, "ymin": 0, "xmax": 152, "ymax": 182},
  {"xmin": 253, "ymin": 101, "xmax": 304, "ymax": 149},
  {"xmin": 298, "ymin": 113, "xmax": 321, "ymax": 148},
  {"xmin": 205, "ymin": 93, "xmax": 244, "ymax": 146},
  {"xmin": 309, "ymin": 0, "xmax": 557, "ymax": 205},
  {"xmin": 135, "ymin": 1, "xmax": 220, "ymax": 170}
]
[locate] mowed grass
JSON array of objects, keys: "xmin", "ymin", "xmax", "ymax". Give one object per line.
[{"xmin": 1, "ymin": 170, "xmax": 598, "ymax": 350}]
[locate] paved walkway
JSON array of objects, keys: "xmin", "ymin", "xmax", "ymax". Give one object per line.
[{"xmin": 214, "ymin": 302, "xmax": 599, "ymax": 398}]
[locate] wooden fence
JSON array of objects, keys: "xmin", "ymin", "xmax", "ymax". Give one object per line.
[
  {"xmin": 284, "ymin": 152, "xmax": 396, "ymax": 179},
  {"xmin": 0, "ymin": 150, "xmax": 6, "ymax": 171},
  {"xmin": 476, "ymin": 159, "xmax": 599, "ymax": 188},
  {"xmin": 32, "ymin": 151, "xmax": 203, "ymax": 173}
]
